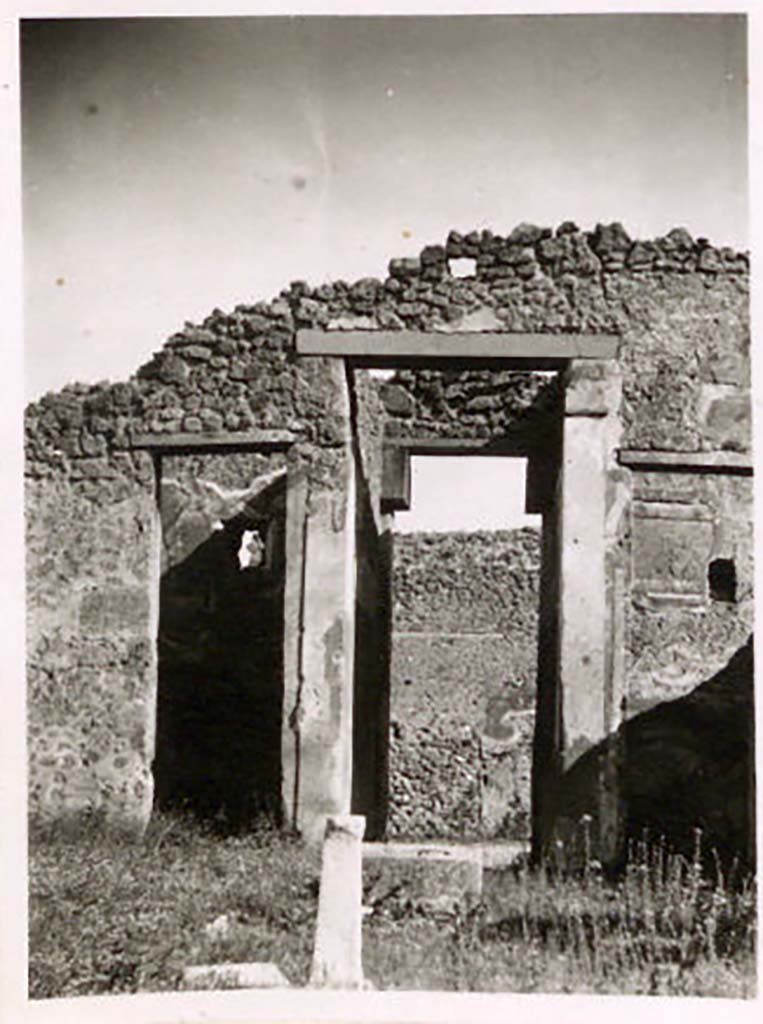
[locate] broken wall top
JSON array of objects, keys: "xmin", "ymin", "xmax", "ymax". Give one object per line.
[{"xmin": 24, "ymin": 221, "xmax": 750, "ymax": 495}]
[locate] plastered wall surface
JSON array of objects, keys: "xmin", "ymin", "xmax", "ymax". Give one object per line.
[
  {"xmin": 25, "ymin": 221, "xmax": 751, "ymax": 843},
  {"xmin": 26, "ymin": 455, "xmax": 158, "ymax": 835},
  {"xmin": 627, "ymin": 470, "xmax": 753, "ymax": 715}
]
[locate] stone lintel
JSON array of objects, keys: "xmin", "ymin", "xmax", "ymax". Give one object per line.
[
  {"xmin": 618, "ymin": 449, "xmax": 753, "ymax": 473},
  {"xmin": 297, "ymin": 330, "xmax": 619, "ymax": 368},
  {"xmin": 130, "ymin": 429, "xmax": 297, "ymax": 452}
]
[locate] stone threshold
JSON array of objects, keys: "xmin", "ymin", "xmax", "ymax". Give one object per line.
[{"xmin": 363, "ymin": 840, "xmax": 529, "ymax": 870}]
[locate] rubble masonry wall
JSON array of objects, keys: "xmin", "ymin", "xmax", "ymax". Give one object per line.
[{"xmin": 25, "ymin": 221, "xmax": 751, "ymax": 837}]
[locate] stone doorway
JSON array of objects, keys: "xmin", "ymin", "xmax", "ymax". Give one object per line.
[
  {"xmin": 153, "ymin": 451, "xmax": 288, "ymax": 829},
  {"xmin": 292, "ymin": 331, "xmax": 625, "ymax": 858}
]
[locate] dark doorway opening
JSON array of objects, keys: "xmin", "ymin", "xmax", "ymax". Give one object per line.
[{"xmin": 153, "ymin": 454, "xmax": 287, "ymax": 831}]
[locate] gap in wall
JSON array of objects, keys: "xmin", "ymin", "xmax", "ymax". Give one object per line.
[
  {"xmin": 388, "ymin": 456, "xmax": 541, "ymax": 843},
  {"xmin": 153, "ymin": 453, "xmax": 287, "ymax": 833}
]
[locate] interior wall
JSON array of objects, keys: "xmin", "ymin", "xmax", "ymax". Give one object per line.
[
  {"xmin": 626, "ymin": 469, "xmax": 754, "ymax": 716},
  {"xmin": 387, "ymin": 526, "xmax": 541, "ymax": 840}
]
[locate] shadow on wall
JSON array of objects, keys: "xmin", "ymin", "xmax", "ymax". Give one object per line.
[
  {"xmin": 544, "ymin": 636, "xmax": 755, "ymax": 874},
  {"xmin": 153, "ymin": 514, "xmax": 286, "ymax": 832}
]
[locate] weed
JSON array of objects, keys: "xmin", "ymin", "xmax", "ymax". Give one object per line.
[
  {"xmin": 29, "ymin": 814, "xmax": 756, "ymax": 998},
  {"xmin": 363, "ymin": 829, "xmax": 756, "ymax": 996}
]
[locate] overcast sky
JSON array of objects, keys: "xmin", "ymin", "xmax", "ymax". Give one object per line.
[{"xmin": 19, "ymin": 12, "xmax": 748, "ymax": 529}]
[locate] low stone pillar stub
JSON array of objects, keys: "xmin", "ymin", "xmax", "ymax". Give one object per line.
[{"xmin": 310, "ymin": 814, "xmax": 366, "ymax": 990}]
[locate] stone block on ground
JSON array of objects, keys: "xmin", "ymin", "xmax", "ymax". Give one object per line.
[
  {"xmin": 182, "ymin": 962, "xmax": 291, "ymax": 990},
  {"xmin": 363, "ymin": 842, "xmax": 483, "ymax": 914},
  {"xmin": 480, "ymin": 840, "xmax": 530, "ymax": 870}
]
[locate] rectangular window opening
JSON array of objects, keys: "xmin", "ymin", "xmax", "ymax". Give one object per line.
[
  {"xmin": 448, "ymin": 257, "xmax": 477, "ymax": 279},
  {"xmin": 708, "ymin": 557, "xmax": 737, "ymax": 603}
]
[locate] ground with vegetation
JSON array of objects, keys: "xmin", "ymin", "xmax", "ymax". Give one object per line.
[{"xmin": 28, "ymin": 812, "xmax": 756, "ymax": 999}]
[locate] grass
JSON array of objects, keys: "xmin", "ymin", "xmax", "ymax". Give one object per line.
[
  {"xmin": 28, "ymin": 813, "xmax": 756, "ymax": 999},
  {"xmin": 28, "ymin": 811, "xmax": 320, "ymax": 998},
  {"xmin": 363, "ymin": 832, "xmax": 757, "ymax": 996}
]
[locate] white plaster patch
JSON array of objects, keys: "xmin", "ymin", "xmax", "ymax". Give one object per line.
[{"xmin": 237, "ymin": 529, "xmax": 264, "ymax": 569}]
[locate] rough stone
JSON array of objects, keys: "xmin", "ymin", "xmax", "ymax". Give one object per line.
[
  {"xmin": 388, "ymin": 257, "xmax": 421, "ymax": 279},
  {"xmin": 379, "ymin": 383, "xmax": 415, "ymax": 417},
  {"xmin": 703, "ymin": 393, "xmax": 750, "ymax": 451},
  {"xmin": 590, "ymin": 221, "xmax": 631, "ymax": 256},
  {"xmin": 507, "ymin": 223, "xmax": 546, "ymax": 246},
  {"xmin": 158, "ymin": 353, "xmax": 191, "ymax": 384},
  {"xmin": 183, "ymin": 963, "xmax": 291, "ymax": 990}
]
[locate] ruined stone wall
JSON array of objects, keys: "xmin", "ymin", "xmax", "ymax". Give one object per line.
[
  {"xmin": 25, "ymin": 220, "xmax": 750, "ymax": 838},
  {"xmin": 388, "ymin": 529, "xmax": 540, "ymax": 840},
  {"xmin": 364, "ymin": 223, "xmax": 751, "ymax": 749},
  {"xmin": 371, "ymin": 224, "xmax": 749, "ymax": 454},
  {"xmin": 25, "ymin": 299, "xmax": 356, "ymax": 835}
]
